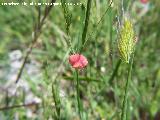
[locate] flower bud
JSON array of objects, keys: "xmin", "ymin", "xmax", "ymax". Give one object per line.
[{"xmin": 69, "ymin": 54, "xmax": 88, "ymax": 69}]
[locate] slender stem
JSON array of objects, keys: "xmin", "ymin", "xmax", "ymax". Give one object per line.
[
  {"xmin": 121, "ymin": 56, "xmax": 134, "ymax": 120},
  {"xmin": 109, "ymin": 59, "xmax": 121, "ymax": 84},
  {"xmin": 96, "ymin": 0, "xmax": 113, "ymax": 26},
  {"xmin": 82, "ymin": 0, "xmax": 112, "ymax": 50},
  {"xmin": 75, "ymin": 70, "xmax": 83, "ymax": 119},
  {"xmin": 109, "ymin": 6, "xmax": 113, "ymax": 68},
  {"xmin": 63, "ymin": 76, "xmax": 102, "ymax": 83},
  {"xmin": 15, "ymin": 0, "xmax": 56, "ymax": 83},
  {"xmin": 0, "ymin": 103, "xmax": 39, "ymax": 111},
  {"xmin": 52, "ymin": 82, "xmax": 61, "ymax": 120},
  {"xmin": 80, "ymin": 0, "xmax": 92, "ymax": 52}
]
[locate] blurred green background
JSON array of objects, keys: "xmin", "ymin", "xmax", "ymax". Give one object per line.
[{"xmin": 0, "ymin": 0, "xmax": 160, "ymax": 120}]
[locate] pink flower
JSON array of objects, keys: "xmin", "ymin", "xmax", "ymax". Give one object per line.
[
  {"xmin": 69, "ymin": 54, "xmax": 88, "ymax": 69},
  {"xmin": 140, "ymin": 0, "xmax": 148, "ymax": 4}
]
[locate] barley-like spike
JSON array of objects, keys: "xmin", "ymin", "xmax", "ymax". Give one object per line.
[{"xmin": 118, "ymin": 17, "xmax": 136, "ymax": 63}]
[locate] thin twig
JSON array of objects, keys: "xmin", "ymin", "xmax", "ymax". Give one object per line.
[
  {"xmin": 0, "ymin": 102, "xmax": 39, "ymax": 111},
  {"xmin": 15, "ymin": 0, "xmax": 56, "ymax": 83}
]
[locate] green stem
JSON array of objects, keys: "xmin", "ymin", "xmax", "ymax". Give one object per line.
[
  {"xmin": 80, "ymin": 0, "xmax": 92, "ymax": 52},
  {"xmin": 52, "ymin": 82, "xmax": 61, "ymax": 119},
  {"xmin": 75, "ymin": 70, "xmax": 83, "ymax": 119},
  {"xmin": 121, "ymin": 57, "xmax": 134, "ymax": 120},
  {"xmin": 109, "ymin": 59, "xmax": 122, "ymax": 84}
]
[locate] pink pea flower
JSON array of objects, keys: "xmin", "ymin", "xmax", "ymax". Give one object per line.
[
  {"xmin": 69, "ymin": 54, "xmax": 88, "ymax": 69},
  {"xmin": 140, "ymin": 0, "xmax": 148, "ymax": 4}
]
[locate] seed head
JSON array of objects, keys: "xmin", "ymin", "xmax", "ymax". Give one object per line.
[{"xmin": 118, "ymin": 17, "xmax": 136, "ymax": 63}]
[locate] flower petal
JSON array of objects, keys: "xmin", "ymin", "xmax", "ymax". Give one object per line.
[{"xmin": 69, "ymin": 54, "xmax": 88, "ymax": 69}]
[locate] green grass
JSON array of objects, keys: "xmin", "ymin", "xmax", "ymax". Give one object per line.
[{"xmin": 0, "ymin": 0, "xmax": 160, "ymax": 120}]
